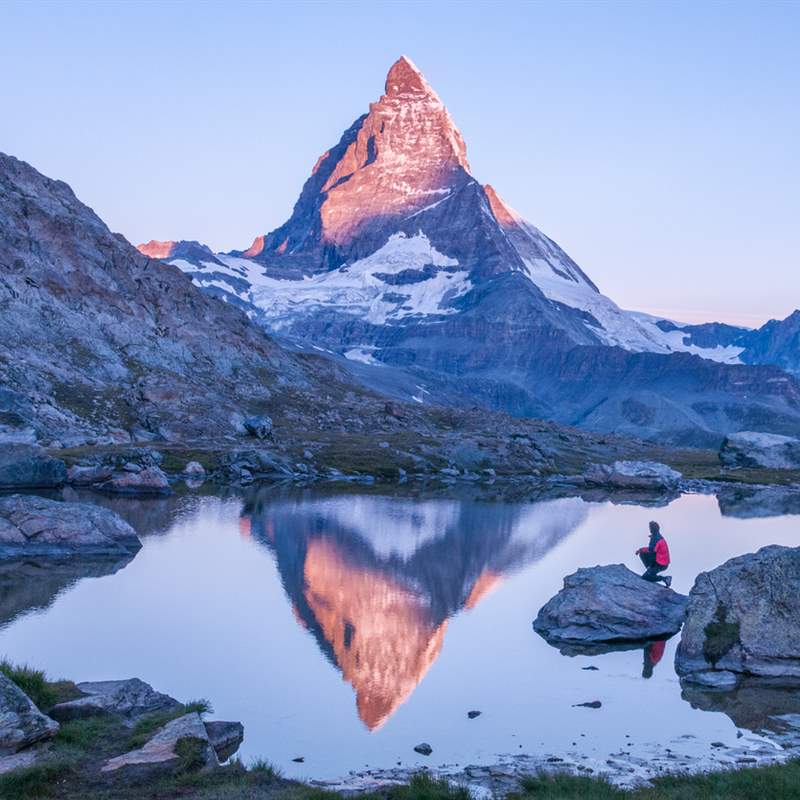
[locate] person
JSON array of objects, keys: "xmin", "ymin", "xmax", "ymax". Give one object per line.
[
  {"xmin": 636, "ymin": 521, "xmax": 672, "ymax": 587},
  {"xmin": 642, "ymin": 639, "xmax": 666, "ymax": 679}
]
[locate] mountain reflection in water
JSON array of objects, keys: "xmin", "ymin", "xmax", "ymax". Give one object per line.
[{"xmin": 241, "ymin": 491, "xmax": 588, "ymax": 729}]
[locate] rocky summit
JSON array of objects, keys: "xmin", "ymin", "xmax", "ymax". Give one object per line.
[{"xmin": 146, "ymin": 57, "xmax": 800, "ymax": 446}]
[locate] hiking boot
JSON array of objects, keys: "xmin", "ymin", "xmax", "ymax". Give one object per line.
[{"xmin": 664, "ymin": 576, "xmax": 672, "ymax": 588}]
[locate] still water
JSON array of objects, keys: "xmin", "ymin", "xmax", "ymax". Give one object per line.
[{"xmin": 0, "ymin": 488, "xmax": 797, "ymax": 780}]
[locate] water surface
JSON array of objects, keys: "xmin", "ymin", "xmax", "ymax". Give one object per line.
[{"xmin": 1, "ymin": 487, "xmax": 797, "ymax": 780}]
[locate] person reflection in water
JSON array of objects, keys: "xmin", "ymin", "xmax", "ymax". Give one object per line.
[
  {"xmin": 636, "ymin": 521, "xmax": 672, "ymax": 588},
  {"xmin": 642, "ymin": 639, "xmax": 666, "ymax": 679}
]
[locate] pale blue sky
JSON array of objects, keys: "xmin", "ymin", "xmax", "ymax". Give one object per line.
[{"xmin": 2, "ymin": 0, "xmax": 798, "ymax": 326}]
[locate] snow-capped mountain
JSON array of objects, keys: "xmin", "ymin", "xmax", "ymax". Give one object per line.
[{"xmin": 140, "ymin": 57, "xmax": 800, "ymax": 445}]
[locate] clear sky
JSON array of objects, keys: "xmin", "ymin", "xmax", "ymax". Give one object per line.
[{"xmin": 2, "ymin": 0, "xmax": 798, "ymax": 327}]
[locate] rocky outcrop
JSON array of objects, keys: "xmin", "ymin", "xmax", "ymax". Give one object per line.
[
  {"xmin": 675, "ymin": 545, "xmax": 800, "ymax": 686},
  {"xmin": 0, "ymin": 445, "xmax": 66, "ymax": 488},
  {"xmin": 584, "ymin": 460, "xmax": 682, "ymax": 491},
  {"xmin": 100, "ymin": 466, "xmax": 171, "ymax": 496},
  {"xmin": 204, "ymin": 720, "xmax": 244, "ymax": 761},
  {"xmin": 720, "ymin": 431, "xmax": 800, "ymax": 470},
  {"xmin": 0, "ymin": 672, "xmax": 59, "ymax": 754},
  {"xmin": 243, "ymin": 415, "xmax": 273, "ymax": 440},
  {"xmin": 49, "ymin": 678, "xmax": 179, "ymax": 722},
  {"xmin": 102, "ymin": 712, "xmax": 218, "ymax": 772},
  {"xmin": 533, "ymin": 564, "xmax": 688, "ymax": 646},
  {"xmin": 0, "ymin": 495, "xmax": 141, "ymax": 558}
]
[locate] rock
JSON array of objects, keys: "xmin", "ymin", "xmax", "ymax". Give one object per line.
[
  {"xmin": 467, "ymin": 710, "xmax": 481, "ymax": 719},
  {"xmin": 0, "ymin": 672, "xmax": 59, "ymax": 754},
  {"xmin": 102, "ymin": 712, "xmax": 217, "ymax": 772},
  {"xmin": 101, "ymin": 466, "xmax": 171, "ymax": 496},
  {"xmin": 675, "ymin": 545, "xmax": 800, "ymax": 684},
  {"xmin": 533, "ymin": 564, "xmax": 688, "ymax": 646},
  {"xmin": 584, "ymin": 461, "xmax": 682, "ymax": 491},
  {"xmin": 0, "ymin": 445, "xmax": 67, "ymax": 488},
  {"xmin": 244, "ymin": 415, "xmax": 273, "ymax": 440},
  {"xmin": 183, "ymin": 461, "xmax": 205, "ymax": 475},
  {"xmin": 49, "ymin": 678, "xmax": 179, "ymax": 722},
  {"xmin": 292, "ymin": 756, "xmax": 305, "ymax": 763},
  {"xmin": 67, "ymin": 463, "xmax": 114, "ymax": 486},
  {"xmin": 720, "ymin": 431, "xmax": 800, "ymax": 470},
  {"xmin": 204, "ymin": 720, "xmax": 244, "ymax": 761},
  {"xmin": 0, "ymin": 495, "xmax": 141, "ymax": 558},
  {"xmin": 573, "ymin": 701, "xmax": 602, "ymax": 709},
  {"xmin": 122, "ymin": 462, "xmax": 141, "ymax": 473},
  {"xmin": 413, "ymin": 742, "xmax": 433, "ymax": 756},
  {"xmin": 582, "ymin": 666, "xmax": 599, "ymax": 671}
]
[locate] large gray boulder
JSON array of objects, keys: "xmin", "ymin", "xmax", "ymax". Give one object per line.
[
  {"xmin": 0, "ymin": 672, "xmax": 59, "ymax": 754},
  {"xmin": 720, "ymin": 431, "xmax": 800, "ymax": 470},
  {"xmin": 49, "ymin": 678, "xmax": 179, "ymax": 722},
  {"xmin": 0, "ymin": 445, "xmax": 67, "ymax": 488},
  {"xmin": 102, "ymin": 712, "xmax": 218, "ymax": 772},
  {"xmin": 533, "ymin": 564, "xmax": 688, "ymax": 646},
  {"xmin": 0, "ymin": 495, "xmax": 141, "ymax": 558},
  {"xmin": 675, "ymin": 545, "xmax": 800, "ymax": 686},
  {"xmin": 584, "ymin": 460, "xmax": 682, "ymax": 491}
]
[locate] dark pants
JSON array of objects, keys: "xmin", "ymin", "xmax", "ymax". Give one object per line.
[{"xmin": 639, "ymin": 551, "xmax": 667, "ymax": 582}]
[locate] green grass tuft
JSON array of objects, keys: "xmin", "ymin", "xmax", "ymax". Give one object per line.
[
  {"xmin": 0, "ymin": 660, "xmax": 60, "ymax": 711},
  {"xmin": 0, "ymin": 760, "xmax": 74, "ymax": 800}
]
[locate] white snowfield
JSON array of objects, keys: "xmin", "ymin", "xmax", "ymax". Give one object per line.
[{"xmin": 169, "ymin": 228, "xmax": 744, "ymax": 366}]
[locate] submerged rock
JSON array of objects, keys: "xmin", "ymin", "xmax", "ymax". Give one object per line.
[
  {"xmin": 0, "ymin": 672, "xmax": 59, "ymax": 754},
  {"xmin": 0, "ymin": 495, "xmax": 141, "ymax": 558},
  {"xmin": 0, "ymin": 445, "xmax": 67, "ymax": 489},
  {"xmin": 720, "ymin": 431, "xmax": 800, "ymax": 470},
  {"xmin": 675, "ymin": 545, "xmax": 800, "ymax": 685},
  {"xmin": 49, "ymin": 678, "xmax": 179, "ymax": 722},
  {"xmin": 533, "ymin": 564, "xmax": 688, "ymax": 646},
  {"xmin": 584, "ymin": 461, "xmax": 681, "ymax": 491}
]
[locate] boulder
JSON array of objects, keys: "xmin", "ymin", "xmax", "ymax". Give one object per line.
[
  {"xmin": 584, "ymin": 460, "xmax": 681, "ymax": 491},
  {"xmin": 244, "ymin": 415, "xmax": 273, "ymax": 440},
  {"xmin": 0, "ymin": 445, "xmax": 67, "ymax": 488},
  {"xmin": 0, "ymin": 495, "xmax": 141, "ymax": 558},
  {"xmin": 533, "ymin": 564, "xmax": 688, "ymax": 646},
  {"xmin": 183, "ymin": 461, "xmax": 205, "ymax": 476},
  {"xmin": 102, "ymin": 712, "xmax": 217, "ymax": 772},
  {"xmin": 0, "ymin": 672, "xmax": 59, "ymax": 754},
  {"xmin": 204, "ymin": 720, "xmax": 244, "ymax": 761},
  {"xmin": 49, "ymin": 678, "xmax": 179, "ymax": 722},
  {"xmin": 720, "ymin": 431, "xmax": 800, "ymax": 470},
  {"xmin": 100, "ymin": 466, "xmax": 171, "ymax": 496},
  {"xmin": 675, "ymin": 545, "xmax": 800, "ymax": 685},
  {"xmin": 66, "ymin": 463, "xmax": 114, "ymax": 486}
]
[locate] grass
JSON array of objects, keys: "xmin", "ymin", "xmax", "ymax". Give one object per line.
[
  {"xmin": 703, "ymin": 604, "xmax": 741, "ymax": 665},
  {"xmin": 511, "ymin": 760, "xmax": 800, "ymax": 798},
  {"xmin": 0, "ymin": 759, "xmax": 75, "ymax": 800},
  {"xmin": 0, "ymin": 659, "xmax": 79, "ymax": 711}
]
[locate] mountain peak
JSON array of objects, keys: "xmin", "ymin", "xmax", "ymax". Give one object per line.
[{"xmin": 384, "ymin": 55, "xmax": 433, "ymax": 97}]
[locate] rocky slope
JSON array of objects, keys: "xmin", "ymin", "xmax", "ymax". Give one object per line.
[
  {"xmin": 1, "ymin": 149, "xmax": 682, "ymax": 475},
  {"xmin": 145, "ymin": 57, "xmax": 800, "ymax": 446}
]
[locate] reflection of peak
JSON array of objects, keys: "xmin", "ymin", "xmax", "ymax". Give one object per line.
[
  {"xmin": 303, "ymin": 538, "xmax": 445, "ymax": 730},
  {"xmin": 245, "ymin": 493, "xmax": 588, "ymax": 728}
]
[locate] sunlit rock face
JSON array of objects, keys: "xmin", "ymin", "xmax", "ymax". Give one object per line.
[
  {"xmin": 148, "ymin": 57, "xmax": 800, "ymax": 446},
  {"xmin": 244, "ymin": 493, "xmax": 587, "ymax": 729}
]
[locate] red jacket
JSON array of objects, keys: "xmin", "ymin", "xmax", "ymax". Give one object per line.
[{"xmin": 639, "ymin": 536, "xmax": 670, "ymax": 566}]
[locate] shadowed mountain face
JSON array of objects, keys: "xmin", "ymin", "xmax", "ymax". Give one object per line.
[
  {"xmin": 241, "ymin": 491, "xmax": 587, "ymax": 729},
  {"xmin": 146, "ymin": 58, "xmax": 800, "ymax": 446}
]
